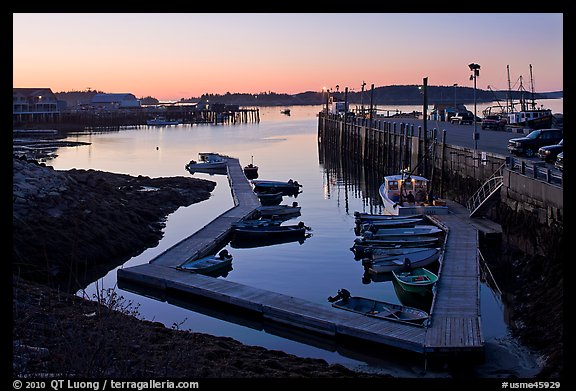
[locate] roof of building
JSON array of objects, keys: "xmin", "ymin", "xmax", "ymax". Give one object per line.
[
  {"xmin": 91, "ymin": 93, "xmax": 138, "ymax": 103},
  {"xmin": 13, "ymin": 88, "xmax": 56, "ymax": 97}
]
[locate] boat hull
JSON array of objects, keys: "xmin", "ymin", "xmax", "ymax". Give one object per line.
[
  {"xmin": 361, "ymin": 225, "xmax": 443, "ymax": 238},
  {"xmin": 177, "ymin": 255, "xmax": 232, "ymax": 274},
  {"xmin": 392, "ymin": 267, "xmax": 438, "ymax": 295},
  {"xmin": 366, "ymin": 248, "xmax": 441, "ymax": 274},
  {"xmin": 379, "ymin": 183, "xmax": 448, "ymax": 216},
  {"xmin": 332, "ymin": 296, "xmax": 429, "ymax": 326}
]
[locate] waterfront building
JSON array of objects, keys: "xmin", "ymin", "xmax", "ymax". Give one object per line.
[
  {"xmin": 91, "ymin": 93, "xmax": 141, "ymax": 110},
  {"xmin": 13, "ymin": 87, "xmax": 60, "ymax": 124}
]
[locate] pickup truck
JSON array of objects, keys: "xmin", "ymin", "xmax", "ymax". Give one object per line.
[
  {"xmin": 481, "ymin": 115, "xmax": 507, "ymax": 130},
  {"xmin": 450, "ymin": 112, "xmax": 474, "ymax": 125},
  {"xmin": 507, "ymin": 128, "xmax": 563, "ymax": 157}
]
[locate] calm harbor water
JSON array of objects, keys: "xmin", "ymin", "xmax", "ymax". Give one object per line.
[{"xmin": 47, "ymin": 101, "xmax": 562, "ymax": 378}]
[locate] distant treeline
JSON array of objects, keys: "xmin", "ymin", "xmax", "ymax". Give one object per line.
[
  {"xmin": 183, "ymin": 86, "xmax": 563, "ymax": 106},
  {"xmin": 56, "ymin": 85, "xmax": 563, "ymax": 107}
]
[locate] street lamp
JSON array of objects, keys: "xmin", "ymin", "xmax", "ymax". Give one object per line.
[
  {"xmin": 453, "ymin": 83, "xmax": 458, "ymax": 109},
  {"xmin": 469, "ymin": 63, "xmax": 481, "ymax": 149}
]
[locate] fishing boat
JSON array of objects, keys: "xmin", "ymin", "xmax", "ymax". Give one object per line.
[
  {"xmin": 392, "ymin": 267, "xmax": 438, "ymax": 295},
  {"xmin": 365, "ymin": 248, "xmax": 441, "ymax": 274},
  {"xmin": 379, "ymin": 172, "xmax": 448, "ymax": 216},
  {"xmin": 176, "ymin": 250, "xmax": 233, "ymax": 274},
  {"xmin": 185, "ymin": 153, "xmax": 227, "ymax": 173},
  {"xmin": 251, "ymin": 179, "xmax": 302, "ymax": 194},
  {"xmin": 243, "ymin": 156, "xmax": 259, "ymax": 179},
  {"xmin": 328, "ymin": 290, "xmax": 429, "ymax": 326},
  {"xmin": 147, "ymin": 116, "xmax": 181, "ymax": 126},
  {"xmin": 232, "ymin": 221, "xmax": 311, "ymax": 240}
]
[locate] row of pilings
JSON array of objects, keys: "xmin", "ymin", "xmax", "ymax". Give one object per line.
[
  {"xmin": 13, "ymin": 108, "xmax": 260, "ymax": 130},
  {"xmin": 317, "ymin": 112, "xmax": 507, "ymax": 205}
]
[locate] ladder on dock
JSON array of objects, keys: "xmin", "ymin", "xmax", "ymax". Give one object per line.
[{"xmin": 467, "ymin": 163, "xmax": 505, "ymax": 218}]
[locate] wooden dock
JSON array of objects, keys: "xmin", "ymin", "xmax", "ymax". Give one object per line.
[
  {"xmin": 117, "ymin": 157, "xmax": 484, "ymax": 357},
  {"xmin": 425, "ymin": 201, "xmax": 484, "ymax": 353}
]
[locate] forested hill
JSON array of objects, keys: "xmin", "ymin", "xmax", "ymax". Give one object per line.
[
  {"xmin": 181, "ymin": 85, "xmax": 562, "ymax": 106},
  {"xmin": 55, "ymin": 86, "xmax": 562, "ymax": 107}
]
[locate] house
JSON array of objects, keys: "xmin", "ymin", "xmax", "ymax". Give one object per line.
[
  {"xmin": 91, "ymin": 93, "xmax": 141, "ymax": 109},
  {"xmin": 13, "ymin": 88, "xmax": 60, "ymax": 124}
]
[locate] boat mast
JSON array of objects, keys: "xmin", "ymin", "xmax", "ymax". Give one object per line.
[
  {"xmin": 507, "ymin": 65, "xmax": 514, "ymax": 113},
  {"xmin": 529, "ymin": 64, "xmax": 537, "ymax": 110},
  {"xmin": 518, "ymin": 75, "xmax": 526, "ymax": 112}
]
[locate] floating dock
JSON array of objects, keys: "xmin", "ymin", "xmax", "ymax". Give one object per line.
[{"xmin": 117, "ymin": 156, "xmax": 484, "ymax": 357}]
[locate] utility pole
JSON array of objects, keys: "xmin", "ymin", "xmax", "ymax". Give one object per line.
[{"xmin": 423, "ymin": 77, "xmax": 428, "ymax": 178}]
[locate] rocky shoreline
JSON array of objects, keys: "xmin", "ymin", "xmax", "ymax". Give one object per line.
[
  {"xmin": 11, "ymin": 156, "xmax": 386, "ymax": 379},
  {"xmin": 12, "ymin": 156, "xmax": 562, "ymax": 379}
]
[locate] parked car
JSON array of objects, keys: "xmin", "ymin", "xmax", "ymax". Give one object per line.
[
  {"xmin": 507, "ymin": 128, "xmax": 563, "ymax": 157},
  {"xmin": 555, "ymin": 152, "xmax": 563, "ymax": 171},
  {"xmin": 537, "ymin": 139, "xmax": 563, "ymax": 162},
  {"xmin": 481, "ymin": 115, "xmax": 507, "ymax": 130},
  {"xmin": 450, "ymin": 111, "xmax": 475, "ymax": 125}
]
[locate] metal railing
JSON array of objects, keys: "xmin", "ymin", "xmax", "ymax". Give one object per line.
[
  {"xmin": 467, "ymin": 163, "xmax": 505, "ymax": 217},
  {"xmin": 506, "ymin": 156, "xmax": 563, "ymax": 187}
]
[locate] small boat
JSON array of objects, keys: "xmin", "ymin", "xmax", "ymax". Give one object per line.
[
  {"xmin": 185, "ymin": 153, "xmax": 227, "ymax": 173},
  {"xmin": 231, "ymin": 217, "xmax": 283, "ymax": 229},
  {"xmin": 350, "ymin": 240, "xmax": 439, "ymax": 258},
  {"xmin": 232, "ymin": 222, "xmax": 311, "ymax": 240},
  {"xmin": 366, "ymin": 248, "xmax": 441, "ymax": 274},
  {"xmin": 379, "ymin": 172, "xmax": 448, "ymax": 216},
  {"xmin": 147, "ymin": 116, "xmax": 181, "ymax": 126},
  {"xmin": 281, "ymin": 108, "xmax": 291, "ymax": 115},
  {"xmin": 392, "ymin": 267, "xmax": 438, "ymax": 295},
  {"xmin": 354, "ymin": 211, "xmax": 423, "ymax": 223},
  {"xmin": 328, "ymin": 290, "xmax": 429, "ymax": 326},
  {"xmin": 251, "ymin": 179, "xmax": 302, "ymax": 194},
  {"xmin": 176, "ymin": 250, "xmax": 233, "ymax": 274},
  {"xmin": 353, "ymin": 235, "xmax": 439, "ymax": 247},
  {"xmin": 253, "ymin": 202, "xmax": 302, "ymax": 218},
  {"xmin": 243, "ymin": 156, "xmax": 259, "ymax": 179},
  {"xmin": 356, "ymin": 217, "xmax": 424, "ymax": 232},
  {"xmin": 361, "ymin": 225, "xmax": 443, "ymax": 238}
]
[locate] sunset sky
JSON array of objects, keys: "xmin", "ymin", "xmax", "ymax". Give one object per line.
[{"xmin": 13, "ymin": 13, "xmax": 563, "ymax": 101}]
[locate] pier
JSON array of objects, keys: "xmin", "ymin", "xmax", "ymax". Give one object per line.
[
  {"xmin": 17, "ymin": 106, "xmax": 260, "ymax": 129},
  {"xmin": 117, "ymin": 154, "xmax": 485, "ymax": 358}
]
